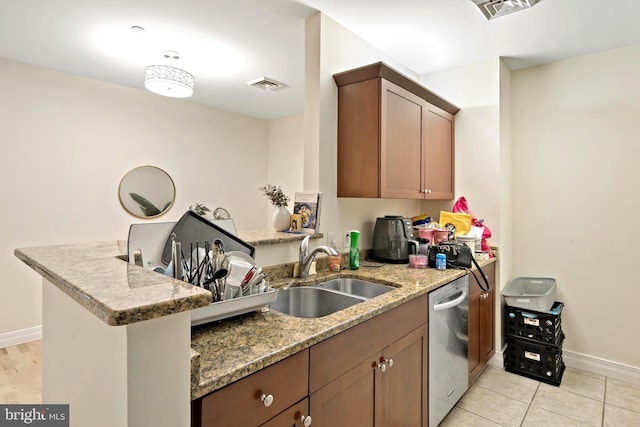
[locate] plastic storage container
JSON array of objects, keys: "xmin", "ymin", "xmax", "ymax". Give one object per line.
[
  {"xmin": 504, "ymin": 302, "xmax": 564, "ymax": 344},
  {"xmin": 504, "ymin": 333, "xmax": 565, "ymax": 386},
  {"xmin": 502, "ymin": 277, "xmax": 557, "ymax": 312}
]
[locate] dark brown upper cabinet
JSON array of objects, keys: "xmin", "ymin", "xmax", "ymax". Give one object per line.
[{"xmin": 334, "ymin": 62, "xmax": 458, "ymax": 200}]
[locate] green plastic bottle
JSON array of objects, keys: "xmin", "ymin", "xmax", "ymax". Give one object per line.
[{"xmin": 349, "ymin": 230, "xmax": 360, "ymax": 270}]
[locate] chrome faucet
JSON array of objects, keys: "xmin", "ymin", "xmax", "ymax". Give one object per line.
[{"xmin": 299, "ymin": 235, "xmax": 339, "ymax": 278}]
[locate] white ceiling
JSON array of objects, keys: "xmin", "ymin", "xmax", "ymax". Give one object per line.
[{"xmin": 2, "ymin": 0, "xmax": 640, "ymax": 120}]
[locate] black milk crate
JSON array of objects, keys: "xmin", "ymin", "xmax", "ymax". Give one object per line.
[
  {"xmin": 504, "ymin": 301, "xmax": 564, "ymax": 344},
  {"xmin": 504, "ymin": 334, "xmax": 565, "ymax": 386}
]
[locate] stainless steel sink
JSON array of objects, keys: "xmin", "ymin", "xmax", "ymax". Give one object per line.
[
  {"xmin": 269, "ymin": 287, "xmax": 365, "ymax": 318},
  {"xmin": 313, "ymin": 278, "xmax": 395, "ymax": 299},
  {"xmin": 269, "ymin": 278, "xmax": 395, "ymax": 318}
]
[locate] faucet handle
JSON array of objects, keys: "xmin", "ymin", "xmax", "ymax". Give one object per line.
[{"xmin": 299, "ymin": 235, "xmax": 311, "ymax": 267}]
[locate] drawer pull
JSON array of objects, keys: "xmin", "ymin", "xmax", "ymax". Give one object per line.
[
  {"xmin": 300, "ymin": 415, "xmax": 312, "ymax": 426},
  {"xmin": 260, "ymin": 393, "xmax": 274, "ymax": 407}
]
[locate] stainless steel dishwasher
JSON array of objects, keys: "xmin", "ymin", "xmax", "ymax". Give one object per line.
[{"xmin": 429, "ymin": 275, "xmax": 469, "ymax": 426}]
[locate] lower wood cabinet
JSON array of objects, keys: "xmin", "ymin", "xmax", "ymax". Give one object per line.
[
  {"xmin": 192, "ymin": 294, "xmax": 429, "ymax": 427},
  {"xmin": 381, "ymin": 325, "xmax": 428, "ymax": 426},
  {"xmin": 468, "ymin": 262, "xmax": 497, "ymax": 383},
  {"xmin": 308, "ymin": 325, "xmax": 427, "ymax": 427},
  {"xmin": 309, "ymin": 295, "xmax": 428, "ymax": 427}
]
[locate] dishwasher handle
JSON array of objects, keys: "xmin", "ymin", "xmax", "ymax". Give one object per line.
[{"xmin": 433, "ymin": 288, "xmax": 467, "ymax": 311}]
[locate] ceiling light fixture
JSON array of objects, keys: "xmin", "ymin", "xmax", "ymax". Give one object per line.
[
  {"xmin": 144, "ymin": 50, "xmax": 195, "ymax": 98},
  {"xmin": 144, "ymin": 64, "xmax": 194, "ymax": 98},
  {"xmin": 471, "ymin": 0, "xmax": 541, "ymax": 20}
]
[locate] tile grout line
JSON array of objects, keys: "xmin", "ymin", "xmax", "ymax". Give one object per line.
[
  {"xmin": 601, "ymin": 377, "xmax": 607, "ymax": 427},
  {"xmin": 454, "ymin": 406, "xmax": 510, "ymax": 426},
  {"xmin": 519, "ymin": 381, "xmax": 541, "ymax": 426}
]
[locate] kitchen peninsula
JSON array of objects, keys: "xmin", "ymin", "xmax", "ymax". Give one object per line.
[{"xmin": 15, "ymin": 239, "xmax": 496, "ymax": 427}]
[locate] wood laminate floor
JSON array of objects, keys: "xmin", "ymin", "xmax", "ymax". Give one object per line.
[{"xmin": 0, "ymin": 340, "xmax": 41, "ymax": 404}]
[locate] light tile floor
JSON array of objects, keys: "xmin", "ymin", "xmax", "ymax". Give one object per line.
[
  {"xmin": 2, "ymin": 341, "xmax": 640, "ymax": 427},
  {"xmin": 441, "ymin": 365, "xmax": 640, "ymax": 427}
]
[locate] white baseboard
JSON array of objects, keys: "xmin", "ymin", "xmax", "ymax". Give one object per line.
[
  {"xmin": 487, "ymin": 345, "xmax": 640, "ymax": 386},
  {"xmin": 0, "ymin": 326, "xmax": 42, "ymax": 348},
  {"xmin": 488, "ymin": 349, "xmax": 504, "ymax": 368},
  {"xmin": 563, "ymin": 349, "xmax": 640, "ymax": 386}
]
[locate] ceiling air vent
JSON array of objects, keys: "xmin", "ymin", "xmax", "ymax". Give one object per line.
[
  {"xmin": 471, "ymin": 0, "xmax": 541, "ymax": 20},
  {"xmin": 247, "ymin": 77, "xmax": 287, "ymax": 91}
]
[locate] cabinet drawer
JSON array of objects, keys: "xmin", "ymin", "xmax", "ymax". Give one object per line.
[
  {"xmin": 310, "ymin": 294, "xmax": 427, "ymax": 393},
  {"xmin": 261, "ymin": 398, "xmax": 309, "ymax": 427},
  {"xmin": 199, "ymin": 350, "xmax": 309, "ymax": 427}
]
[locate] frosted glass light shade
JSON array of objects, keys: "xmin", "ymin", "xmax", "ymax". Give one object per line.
[{"xmin": 144, "ymin": 65, "xmax": 195, "ymax": 98}]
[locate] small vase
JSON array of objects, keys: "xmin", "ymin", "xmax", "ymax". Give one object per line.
[{"xmin": 272, "ymin": 206, "xmax": 291, "ymax": 231}]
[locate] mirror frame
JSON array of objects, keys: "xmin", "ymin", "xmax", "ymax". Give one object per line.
[{"xmin": 118, "ymin": 165, "xmax": 176, "ymax": 219}]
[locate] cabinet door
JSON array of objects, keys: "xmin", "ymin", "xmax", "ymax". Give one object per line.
[
  {"xmin": 468, "ymin": 288, "xmax": 481, "ymax": 381},
  {"xmin": 469, "ymin": 262, "xmax": 496, "ymax": 383},
  {"xmin": 423, "ymin": 105, "xmax": 454, "ymax": 199},
  {"xmin": 337, "ymin": 79, "xmax": 381, "ymax": 198},
  {"xmin": 261, "ymin": 398, "xmax": 310, "ymax": 427},
  {"xmin": 479, "ymin": 287, "xmax": 495, "ymax": 366},
  {"xmin": 381, "ymin": 324, "xmax": 428, "ymax": 427},
  {"xmin": 380, "ymin": 79, "xmax": 424, "ymax": 199},
  {"xmin": 310, "ymin": 354, "xmax": 382, "ymax": 427}
]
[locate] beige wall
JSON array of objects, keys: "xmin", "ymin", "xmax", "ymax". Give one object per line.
[
  {"xmin": 511, "ymin": 44, "xmax": 640, "ymax": 370},
  {"xmin": 497, "ymin": 59, "xmax": 513, "ymax": 349},
  {"xmin": 0, "ymin": 58, "xmax": 271, "ymax": 336},
  {"xmin": 420, "ymin": 59, "xmax": 502, "ymax": 245},
  {"xmin": 420, "ymin": 58, "xmax": 508, "ymax": 351},
  {"xmin": 266, "ymin": 113, "xmax": 305, "ymax": 222},
  {"xmin": 307, "ymin": 12, "xmax": 453, "ymax": 250}
]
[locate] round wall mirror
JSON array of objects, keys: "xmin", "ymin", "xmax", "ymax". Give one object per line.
[{"xmin": 118, "ymin": 165, "xmax": 175, "ymax": 218}]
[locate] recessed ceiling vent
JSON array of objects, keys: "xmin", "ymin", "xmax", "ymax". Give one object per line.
[
  {"xmin": 247, "ymin": 77, "xmax": 288, "ymax": 91},
  {"xmin": 471, "ymin": 0, "xmax": 541, "ymax": 20}
]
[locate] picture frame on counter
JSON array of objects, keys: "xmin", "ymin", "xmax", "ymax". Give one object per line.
[{"xmin": 293, "ymin": 192, "xmax": 322, "ymax": 234}]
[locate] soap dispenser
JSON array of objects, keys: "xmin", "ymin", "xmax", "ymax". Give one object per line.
[{"xmin": 349, "ymin": 230, "xmax": 360, "ymax": 270}]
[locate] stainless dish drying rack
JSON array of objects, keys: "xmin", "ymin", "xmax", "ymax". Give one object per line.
[
  {"xmin": 127, "ymin": 221, "xmax": 277, "ymax": 326},
  {"xmin": 169, "ymin": 235, "xmax": 277, "ymax": 326}
]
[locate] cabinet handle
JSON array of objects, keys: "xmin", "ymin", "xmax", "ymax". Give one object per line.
[
  {"xmin": 377, "ymin": 361, "xmax": 387, "ymax": 372},
  {"xmin": 300, "ymin": 415, "xmax": 312, "ymax": 427},
  {"xmin": 260, "ymin": 393, "xmax": 274, "ymax": 407},
  {"xmin": 386, "ymin": 358, "xmax": 394, "ymax": 367},
  {"xmin": 480, "ymin": 292, "xmax": 489, "ymax": 299}
]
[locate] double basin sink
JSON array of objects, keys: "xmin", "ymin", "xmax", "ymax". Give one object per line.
[{"xmin": 269, "ymin": 278, "xmax": 395, "ymax": 318}]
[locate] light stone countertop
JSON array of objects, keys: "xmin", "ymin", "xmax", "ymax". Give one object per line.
[
  {"xmin": 13, "ymin": 236, "xmax": 496, "ymax": 402},
  {"xmin": 190, "ymin": 257, "xmax": 497, "ymax": 399},
  {"xmin": 12, "ymin": 232, "xmax": 322, "ymax": 326},
  {"xmin": 237, "ymin": 230, "xmax": 323, "ymax": 245},
  {"xmin": 15, "ymin": 240, "xmax": 213, "ymax": 326}
]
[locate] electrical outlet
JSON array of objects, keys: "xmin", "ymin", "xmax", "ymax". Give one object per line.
[
  {"xmin": 344, "ymin": 231, "xmax": 351, "ymax": 249},
  {"xmin": 327, "ymin": 231, "xmax": 336, "ymax": 248}
]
